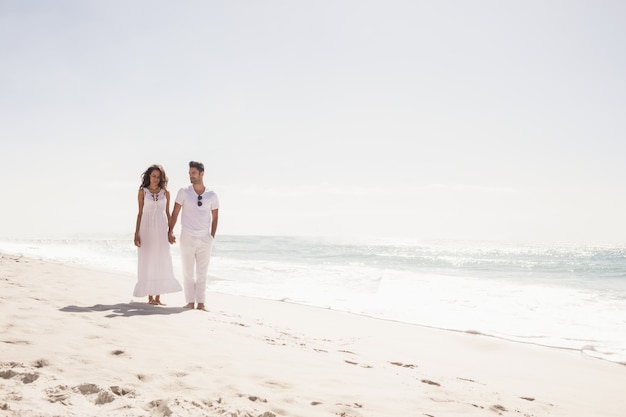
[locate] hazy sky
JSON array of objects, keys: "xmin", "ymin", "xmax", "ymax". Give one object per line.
[{"xmin": 1, "ymin": 0, "xmax": 625, "ymax": 243}]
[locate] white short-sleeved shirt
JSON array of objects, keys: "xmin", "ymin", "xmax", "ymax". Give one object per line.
[{"xmin": 175, "ymin": 185, "xmax": 219, "ymax": 237}]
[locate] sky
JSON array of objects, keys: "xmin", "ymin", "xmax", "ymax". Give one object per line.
[{"xmin": 1, "ymin": 0, "xmax": 625, "ymax": 244}]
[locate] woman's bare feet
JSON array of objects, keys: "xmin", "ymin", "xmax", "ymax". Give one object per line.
[{"xmin": 148, "ymin": 295, "xmax": 165, "ymax": 305}]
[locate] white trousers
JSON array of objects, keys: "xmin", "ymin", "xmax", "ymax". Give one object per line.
[{"xmin": 180, "ymin": 232, "xmax": 214, "ymax": 304}]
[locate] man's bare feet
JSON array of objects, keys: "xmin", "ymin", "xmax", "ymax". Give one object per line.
[
  {"xmin": 196, "ymin": 303, "xmax": 207, "ymax": 311},
  {"xmin": 183, "ymin": 302, "xmax": 195, "ymax": 309}
]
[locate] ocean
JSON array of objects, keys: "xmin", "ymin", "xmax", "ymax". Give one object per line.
[{"xmin": 1, "ymin": 235, "xmax": 625, "ymax": 365}]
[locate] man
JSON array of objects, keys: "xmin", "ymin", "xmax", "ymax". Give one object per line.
[{"xmin": 169, "ymin": 161, "xmax": 219, "ymax": 311}]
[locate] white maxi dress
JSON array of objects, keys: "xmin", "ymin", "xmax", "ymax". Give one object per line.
[{"xmin": 133, "ymin": 188, "xmax": 182, "ymax": 297}]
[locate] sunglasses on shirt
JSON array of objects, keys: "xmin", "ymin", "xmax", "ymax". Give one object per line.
[{"xmin": 197, "ymin": 195, "xmax": 203, "ymax": 206}]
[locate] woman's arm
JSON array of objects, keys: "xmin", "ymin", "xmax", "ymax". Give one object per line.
[
  {"xmin": 134, "ymin": 189, "xmax": 145, "ymax": 247},
  {"xmin": 165, "ymin": 190, "xmax": 172, "ymax": 222}
]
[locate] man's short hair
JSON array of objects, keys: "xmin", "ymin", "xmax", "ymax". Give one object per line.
[{"xmin": 189, "ymin": 161, "xmax": 205, "ymax": 173}]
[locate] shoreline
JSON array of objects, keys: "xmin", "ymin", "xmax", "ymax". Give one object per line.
[
  {"xmin": 3, "ymin": 245, "xmax": 623, "ymax": 367},
  {"xmin": 2, "ymin": 253, "xmax": 625, "ymax": 416},
  {"xmin": 2, "ymin": 236, "xmax": 625, "ymax": 367},
  {"xmin": 7, "ymin": 249, "xmax": 620, "ymax": 366}
]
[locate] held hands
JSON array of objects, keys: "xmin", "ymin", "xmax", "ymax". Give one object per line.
[{"xmin": 168, "ymin": 231, "xmax": 176, "ymax": 244}]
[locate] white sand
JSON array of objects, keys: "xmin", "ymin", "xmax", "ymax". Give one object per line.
[{"xmin": 1, "ymin": 253, "xmax": 625, "ymax": 417}]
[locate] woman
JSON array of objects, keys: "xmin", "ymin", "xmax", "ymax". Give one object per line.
[{"xmin": 133, "ymin": 164, "xmax": 182, "ymax": 304}]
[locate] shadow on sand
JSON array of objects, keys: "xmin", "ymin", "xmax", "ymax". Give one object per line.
[{"xmin": 59, "ymin": 303, "xmax": 190, "ymax": 318}]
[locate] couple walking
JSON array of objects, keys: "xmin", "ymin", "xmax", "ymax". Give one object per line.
[{"xmin": 132, "ymin": 161, "xmax": 219, "ymax": 311}]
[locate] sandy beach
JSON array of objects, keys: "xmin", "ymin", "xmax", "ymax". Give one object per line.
[{"xmin": 1, "ymin": 253, "xmax": 625, "ymax": 417}]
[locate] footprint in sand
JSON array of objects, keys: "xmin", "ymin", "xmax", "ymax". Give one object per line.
[
  {"xmin": 74, "ymin": 383, "xmax": 100, "ymax": 395},
  {"xmin": 147, "ymin": 399, "xmax": 173, "ymax": 417},
  {"xmin": 262, "ymin": 379, "xmax": 293, "ymax": 390},
  {"xmin": 73, "ymin": 383, "xmax": 116, "ymax": 405},
  {"xmin": 389, "ymin": 361, "xmax": 417, "ymax": 369},
  {"xmin": 0, "ymin": 362, "xmax": 40, "ymax": 384},
  {"xmin": 110, "ymin": 385, "xmax": 136, "ymax": 397},
  {"xmin": 32, "ymin": 359, "xmax": 50, "ymax": 368},
  {"xmin": 245, "ymin": 395, "xmax": 268, "ymax": 403},
  {"xmin": 421, "ymin": 379, "xmax": 441, "ymax": 386},
  {"xmin": 94, "ymin": 391, "xmax": 116, "ymax": 405},
  {"xmin": 264, "ymin": 337, "xmax": 287, "ymax": 346},
  {"xmin": 1, "ymin": 340, "xmax": 30, "ymax": 345},
  {"xmin": 209, "ymin": 398, "xmax": 276, "ymax": 417},
  {"xmin": 46, "ymin": 385, "xmax": 72, "ymax": 404},
  {"xmin": 338, "ymin": 349, "xmax": 373, "ymax": 368},
  {"xmin": 343, "ymin": 359, "xmax": 373, "ymax": 368},
  {"xmin": 335, "ymin": 402, "xmax": 364, "ymax": 415}
]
